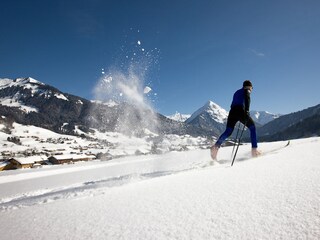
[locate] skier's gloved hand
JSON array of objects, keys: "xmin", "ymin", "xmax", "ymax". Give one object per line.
[{"xmin": 245, "ymin": 111, "xmax": 250, "ymax": 120}]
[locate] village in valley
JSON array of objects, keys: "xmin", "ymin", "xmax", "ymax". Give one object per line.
[
  {"xmin": 0, "ymin": 120, "xmax": 209, "ymax": 171},
  {"xmin": 0, "ymin": 123, "xmax": 106, "ymax": 171},
  {"xmin": 0, "ymin": 137, "xmax": 98, "ymax": 171}
]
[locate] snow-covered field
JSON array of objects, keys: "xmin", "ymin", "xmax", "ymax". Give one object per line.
[{"xmin": 0, "ymin": 137, "xmax": 319, "ymax": 240}]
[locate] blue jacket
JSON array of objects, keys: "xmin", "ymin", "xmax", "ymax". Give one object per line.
[{"xmin": 231, "ymin": 88, "xmax": 251, "ymax": 113}]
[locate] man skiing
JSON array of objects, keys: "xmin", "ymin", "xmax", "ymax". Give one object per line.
[{"xmin": 211, "ymin": 80, "xmax": 261, "ymax": 160}]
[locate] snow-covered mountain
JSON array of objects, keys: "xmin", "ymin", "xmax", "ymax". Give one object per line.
[
  {"xmin": 1, "ymin": 77, "xmax": 319, "ymax": 142},
  {"xmin": 185, "ymin": 101, "xmax": 228, "ymax": 136},
  {"xmin": 187, "ymin": 101, "xmax": 228, "ymax": 124},
  {"xmin": 0, "ymin": 77, "xmax": 66, "ymax": 113},
  {"xmin": 185, "ymin": 101, "xmax": 283, "ymax": 136},
  {"xmin": 184, "ymin": 101, "xmax": 282, "ymax": 137},
  {"xmin": 184, "ymin": 100, "xmax": 319, "ymax": 141},
  {"xmin": 250, "ymin": 110, "xmax": 281, "ymax": 126},
  {"xmin": 0, "ymin": 77, "xmax": 212, "ymax": 138},
  {"xmin": 166, "ymin": 112, "xmax": 191, "ymax": 122},
  {"xmin": 0, "ymin": 77, "xmax": 92, "ymax": 135}
]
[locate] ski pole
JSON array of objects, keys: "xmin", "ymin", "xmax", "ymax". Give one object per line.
[
  {"xmin": 231, "ymin": 122, "xmax": 246, "ymax": 166},
  {"xmin": 231, "ymin": 122, "xmax": 241, "ymax": 160}
]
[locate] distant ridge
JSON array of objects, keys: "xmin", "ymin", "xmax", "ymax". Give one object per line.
[
  {"xmin": 0, "ymin": 77, "xmax": 212, "ymax": 138},
  {"xmin": 1, "ymin": 77, "xmax": 319, "ymax": 141}
]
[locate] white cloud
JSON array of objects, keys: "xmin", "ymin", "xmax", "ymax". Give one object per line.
[{"xmin": 249, "ymin": 48, "xmax": 265, "ymax": 57}]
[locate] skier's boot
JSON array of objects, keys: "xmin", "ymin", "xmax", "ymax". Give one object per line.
[
  {"xmin": 251, "ymin": 148, "xmax": 262, "ymax": 157},
  {"xmin": 210, "ymin": 145, "xmax": 219, "ymax": 160}
]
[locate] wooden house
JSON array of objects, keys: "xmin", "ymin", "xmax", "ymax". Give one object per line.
[
  {"xmin": 9, "ymin": 156, "xmax": 47, "ymax": 169},
  {"xmin": 48, "ymin": 154, "xmax": 96, "ymax": 165}
]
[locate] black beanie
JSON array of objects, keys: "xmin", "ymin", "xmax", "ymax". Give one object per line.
[{"xmin": 243, "ymin": 80, "xmax": 252, "ymax": 87}]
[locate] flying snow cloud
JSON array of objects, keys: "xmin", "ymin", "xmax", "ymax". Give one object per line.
[
  {"xmin": 94, "ymin": 66, "xmax": 154, "ymax": 111},
  {"xmin": 94, "ymin": 30, "xmax": 159, "ymax": 109},
  {"xmin": 91, "ymin": 31, "xmax": 160, "ymax": 136}
]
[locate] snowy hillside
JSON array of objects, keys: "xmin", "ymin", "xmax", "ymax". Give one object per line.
[
  {"xmin": 0, "ymin": 78, "xmax": 43, "ymax": 113},
  {"xmin": 0, "ymin": 77, "xmax": 44, "ymax": 89},
  {"xmin": 1, "ymin": 137, "xmax": 319, "ymax": 239},
  {"xmin": 250, "ymin": 110, "xmax": 281, "ymax": 125},
  {"xmin": 0, "ymin": 77, "xmax": 69, "ymax": 113}
]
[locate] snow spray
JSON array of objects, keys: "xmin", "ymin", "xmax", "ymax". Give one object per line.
[{"xmin": 92, "ymin": 33, "xmax": 160, "ymax": 136}]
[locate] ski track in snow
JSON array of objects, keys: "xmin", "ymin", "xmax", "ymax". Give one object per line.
[
  {"xmin": 1, "ymin": 138, "xmax": 319, "ymax": 240},
  {"xmin": 0, "ymin": 151, "xmax": 203, "ymax": 211},
  {"xmin": 0, "ymin": 141, "xmax": 289, "ymax": 212},
  {"xmin": 0, "ymin": 169, "xmax": 199, "ymax": 211}
]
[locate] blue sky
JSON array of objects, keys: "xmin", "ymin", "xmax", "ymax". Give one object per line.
[{"xmin": 1, "ymin": 0, "xmax": 320, "ymax": 115}]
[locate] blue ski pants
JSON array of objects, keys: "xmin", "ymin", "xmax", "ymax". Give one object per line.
[{"xmin": 215, "ymin": 107, "xmax": 258, "ymax": 148}]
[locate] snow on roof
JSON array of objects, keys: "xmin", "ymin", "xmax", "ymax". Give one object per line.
[
  {"xmin": 0, "ymin": 161, "xmax": 10, "ymax": 168},
  {"xmin": 11, "ymin": 156, "xmax": 47, "ymax": 165},
  {"xmin": 50, "ymin": 154, "xmax": 95, "ymax": 160}
]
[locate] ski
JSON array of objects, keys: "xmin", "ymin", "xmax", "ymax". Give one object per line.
[
  {"xmin": 190, "ymin": 141, "xmax": 291, "ymax": 172},
  {"xmin": 232, "ymin": 140, "xmax": 291, "ymax": 163},
  {"xmin": 220, "ymin": 140, "xmax": 291, "ymax": 166},
  {"xmin": 260, "ymin": 140, "xmax": 290, "ymax": 156}
]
